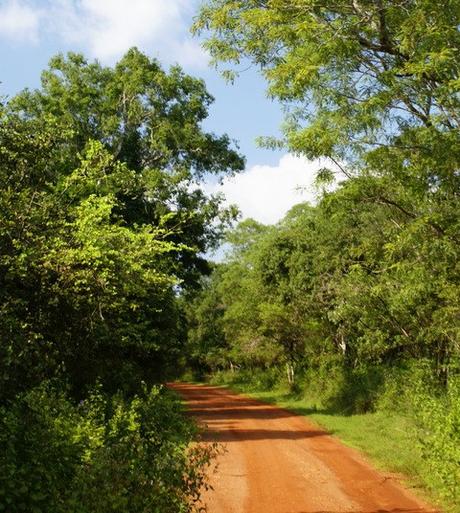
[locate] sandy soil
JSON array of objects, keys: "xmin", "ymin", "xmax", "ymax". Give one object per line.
[{"xmin": 170, "ymin": 383, "xmax": 438, "ymax": 513}]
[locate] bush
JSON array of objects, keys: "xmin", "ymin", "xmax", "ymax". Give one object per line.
[
  {"xmin": 414, "ymin": 377, "xmax": 460, "ymax": 504},
  {"xmin": 212, "ymin": 366, "xmax": 283, "ymax": 391},
  {"xmin": 0, "ymin": 383, "xmax": 215, "ymax": 513},
  {"xmin": 376, "ymin": 360, "xmax": 434, "ymax": 413},
  {"xmin": 299, "ymin": 358, "xmax": 384, "ymax": 414}
]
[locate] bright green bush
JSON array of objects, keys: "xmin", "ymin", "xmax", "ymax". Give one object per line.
[
  {"xmin": 414, "ymin": 377, "xmax": 460, "ymax": 504},
  {"xmin": 0, "ymin": 383, "xmax": 215, "ymax": 513}
]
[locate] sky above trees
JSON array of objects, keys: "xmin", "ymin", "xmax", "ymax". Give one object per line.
[{"xmin": 0, "ymin": 0, "xmax": 328, "ymax": 224}]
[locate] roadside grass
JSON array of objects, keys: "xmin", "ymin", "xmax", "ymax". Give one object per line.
[{"xmin": 206, "ymin": 379, "xmax": 456, "ymax": 513}]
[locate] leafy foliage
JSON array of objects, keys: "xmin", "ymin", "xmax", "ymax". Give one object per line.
[
  {"xmin": 1, "ymin": 49, "xmax": 243, "ymax": 510},
  {"xmin": 9, "ymin": 48, "xmax": 245, "ymax": 287},
  {"xmin": 0, "ymin": 384, "xmax": 216, "ymax": 513},
  {"xmin": 188, "ymin": 1, "xmax": 460, "ymax": 505},
  {"xmin": 0, "ymin": 49, "xmax": 244, "ymax": 399},
  {"xmin": 192, "ymin": 0, "xmax": 460, "ymax": 385},
  {"xmin": 195, "ymin": 0, "xmax": 460, "ymax": 163}
]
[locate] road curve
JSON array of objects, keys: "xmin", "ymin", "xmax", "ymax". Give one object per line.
[{"xmin": 170, "ymin": 383, "xmax": 437, "ymax": 513}]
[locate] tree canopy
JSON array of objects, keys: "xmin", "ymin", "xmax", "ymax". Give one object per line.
[
  {"xmin": 195, "ymin": 0, "xmax": 460, "ymax": 161},
  {"xmin": 0, "ymin": 48, "xmax": 245, "ymax": 400}
]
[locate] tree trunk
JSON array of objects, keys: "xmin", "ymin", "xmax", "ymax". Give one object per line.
[{"xmin": 286, "ymin": 362, "xmax": 295, "ymax": 387}]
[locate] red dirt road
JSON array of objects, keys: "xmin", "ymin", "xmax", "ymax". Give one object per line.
[{"xmin": 170, "ymin": 383, "xmax": 437, "ymax": 513}]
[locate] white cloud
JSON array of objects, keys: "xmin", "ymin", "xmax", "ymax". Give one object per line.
[
  {"xmin": 0, "ymin": 0, "xmax": 208, "ymax": 67},
  {"xmin": 204, "ymin": 154, "xmax": 338, "ymax": 225},
  {"xmin": 169, "ymin": 39, "xmax": 210, "ymax": 69},
  {"xmin": 0, "ymin": 0, "xmax": 41, "ymax": 43}
]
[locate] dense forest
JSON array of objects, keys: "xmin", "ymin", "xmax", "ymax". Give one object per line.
[{"xmin": 1, "ymin": 0, "xmax": 459, "ymax": 511}]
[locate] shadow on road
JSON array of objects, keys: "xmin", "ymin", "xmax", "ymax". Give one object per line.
[
  {"xmin": 189, "ymin": 405, "xmax": 302, "ymax": 419},
  {"xmin": 200, "ymin": 427, "xmax": 327, "ymax": 442}
]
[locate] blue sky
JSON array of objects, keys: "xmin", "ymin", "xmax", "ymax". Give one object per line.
[{"xmin": 0, "ymin": 0, "xmax": 328, "ymax": 224}]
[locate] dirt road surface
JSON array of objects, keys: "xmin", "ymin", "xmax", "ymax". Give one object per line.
[{"xmin": 170, "ymin": 383, "xmax": 437, "ymax": 513}]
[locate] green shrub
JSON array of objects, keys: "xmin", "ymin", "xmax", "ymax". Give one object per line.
[
  {"xmin": 0, "ymin": 383, "xmax": 215, "ymax": 513},
  {"xmin": 299, "ymin": 358, "xmax": 384, "ymax": 414},
  {"xmin": 414, "ymin": 377, "xmax": 460, "ymax": 504},
  {"xmin": 212, "ymin": 367, "xmax": 282, "ymax": 391},
  {"xmin": 250, "ymin": 367, "xmax": 282, "ymax": 391},
  {"xmin": 376, "ymin": 360, "xmax": 434, "ymax": 413}
]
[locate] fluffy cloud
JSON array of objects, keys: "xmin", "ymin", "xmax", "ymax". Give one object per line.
[
  {"xmin": 0, "ymin": 0, "xmax": 207, "ymax": 67},
  {"xmin": 0, "ymin": 0, "xmax": 41, "ymax": 43},
  {"xmin": 204, "ymin": 154, "xmax": 337, "ymax": 225}
]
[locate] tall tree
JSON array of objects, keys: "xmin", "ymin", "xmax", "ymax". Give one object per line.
[
  {"xmin": 0, "ymin": 49, "xmax": 245, "ymax": 398},
  {"xmin": 9, "ymin": 48, "xmax": 245, "ymax": 286},
  {"xmin": 193, "ymin": 0, "xmax": 460, "ymax": 377}
]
